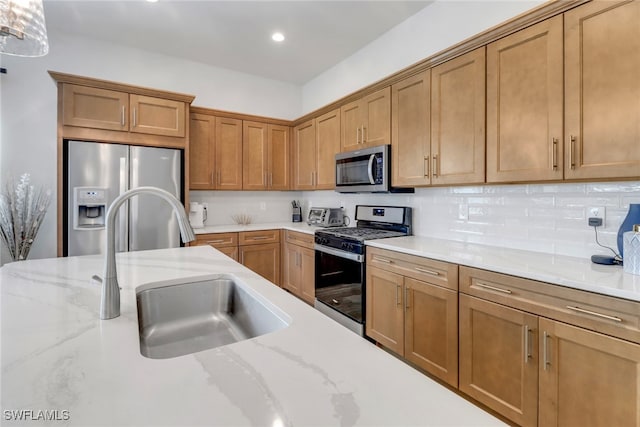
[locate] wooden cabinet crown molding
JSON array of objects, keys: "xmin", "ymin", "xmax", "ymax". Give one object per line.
[
  {"xmin": 49, "ymin": 71, "xmax": 195, "ymax": 104},
  {"xmin": 190, "ymin": 106, "xmax": 292, "ymax": 127}
]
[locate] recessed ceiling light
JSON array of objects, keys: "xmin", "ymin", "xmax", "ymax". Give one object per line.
[{"xmin": 271, "ymin": 32, "xmax": 285, "ymax": 42}]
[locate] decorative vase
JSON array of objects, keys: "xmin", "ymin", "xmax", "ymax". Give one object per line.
[{"xmin": 617, "ymin": 204, "xmax": 640, "ymax": 258}]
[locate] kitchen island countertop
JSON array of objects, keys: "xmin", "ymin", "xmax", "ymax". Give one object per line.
[{"xmin": 1, "ymin": 246, "xmax": 505, "ymax": 426}]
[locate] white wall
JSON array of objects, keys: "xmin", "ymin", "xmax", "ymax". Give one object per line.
[
  {"xmin": 0, "ymin": 31, "xmax": 301, "ymax": 262},
  {"xmin": 302, "ymin": 0, "xmax": 543, "ymax": 113}
]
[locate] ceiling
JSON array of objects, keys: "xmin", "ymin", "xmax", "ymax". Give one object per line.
[{"xmin": 43, "ymin": 1, "xmax": 432, "ymax": 85}]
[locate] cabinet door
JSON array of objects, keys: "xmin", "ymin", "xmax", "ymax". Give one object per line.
[
  {"xmin": 341, "ymin": 100, "xmax": 362, "ymax": 152},
  {"xmin": 268, "ymin": 124, "xmax": 290, "ymax": 190},
  {"xmin": 459, "ymin": 295, "xmax": 539, "ymax": 427},
  {"xmin": 282, "ymin": 243, "xmax": 300, "ymax": 294},
  {"xmin": 486, "ymin": 16, "xmax": 563, "ymax": 183},
  {"xmin": 405, "ymin": 278, "xmax": 458, "ymax": 387},
  {"xmin": 243, "ymin": 121, "xmax": 268, "ymax": 190},
  {"xmin": 239, "ymin": 242, "xmax": 280, "ymax": 285},
  {"xmin": 365, "ymin": 266, "xmax": 404, "ymax": 355},
  {"xmin": 538, "ymin": 318, "xmax": 640, "ymax": 427},
  {"xmin": 189, "ymin": 113, "xmax": 215, "ymax": 190},
  {"xmin": 62, "ymin": 84, "xmax": 128, "ymax": 131},
  {"xmin": 215, "ymin": 117, "xmax": 243, "ymax": 190},
  {"xmin": 564, "ymin": 1, "xmax": 640, "ymax": 180},
  {"xmin": 299, "ymin": 246, "xmax": 315, "ymax": 305},
  {"xmin": 392, "ymin": 71, "xmax": 431, "ymax": 187},
  {"xmin": 292, "ymin": 120, "xmax": 316, "ymax": 190},
  {"xmin": 315, "ymin": 108, "xmax": 341, "ymax": 189},
  {"xmin": 431, "ymin": 47, "xmax": 485, "ymax": 186},
  {"xmin": 362, "ymin": 86, "xmax": 391, "ymax": 148},
  {"xmin": 217, "ymin": 246, "xmax": 238, "ymax": 261},
  {"xmin": 130, "ymin": 94, "xmax": 186, "ymax": 137}
]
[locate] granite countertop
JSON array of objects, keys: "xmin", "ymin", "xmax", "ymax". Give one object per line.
[
  {"xmin": 0, "ymin": 246, "xmax": 505, "ymax": 426},
  {"xmin": 367, "ymin": 236, "xmax": 640, "ymax": 303}
]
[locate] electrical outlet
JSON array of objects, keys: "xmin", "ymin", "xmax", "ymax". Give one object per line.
[
  {"xmin": 458, "ymin": 204, "xmax": 469, "ymax": 220},
  {"xmin": 259, "ymin": 202, "xmax": 266, "ymax": 211},
  {"xmin": 587, "ymin": 206, "xmax": 606, "ymax": 226}
]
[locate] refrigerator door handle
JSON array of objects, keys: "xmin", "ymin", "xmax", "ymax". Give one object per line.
[{"xmin": 118, "ymin": 157, "xmax": 128, "ymax": 252}]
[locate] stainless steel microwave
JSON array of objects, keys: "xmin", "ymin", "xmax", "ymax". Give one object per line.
[{"xmin": 335, "ymin": 145, "xmax": 413, "ymax": 193}]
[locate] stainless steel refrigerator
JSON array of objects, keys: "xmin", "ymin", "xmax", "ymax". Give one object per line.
[{"xmin": 65, "ymin": 140, "xmax": 182, "ymax": 257}]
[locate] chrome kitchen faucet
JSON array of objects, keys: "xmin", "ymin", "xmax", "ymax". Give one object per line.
[{"xmin": 96, "ymin": 187, "xmax": 196, "ymax": 320}]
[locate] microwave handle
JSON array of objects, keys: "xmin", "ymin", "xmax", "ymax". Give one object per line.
[{"xmin": 367, "ymin": 154, "xmax": 376, "ymax": 184}]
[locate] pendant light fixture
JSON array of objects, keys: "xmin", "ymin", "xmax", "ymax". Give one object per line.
[{"xmin": 0, "ymin": 0, "xmax": 49, "ymax": 57}]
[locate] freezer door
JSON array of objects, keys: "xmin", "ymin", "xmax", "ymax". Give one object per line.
[
  {"xmin": 67, "ymin": 141, "xmax": 129, "ymax": 256},
  {"xmin": 129, "ymin": 146, "xmax": 182, "ymax": 251}
]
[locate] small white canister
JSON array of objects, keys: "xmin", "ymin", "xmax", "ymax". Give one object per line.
[{"xmin": 623, "ymin": 224, "xmax": 640, "ymax": 275}]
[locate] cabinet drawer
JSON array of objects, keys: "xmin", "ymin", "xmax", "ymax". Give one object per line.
[
  {"xmin": 460, "ymin": 266, "xmax": 640, "ymax": 344},
  {"xmin": 284, "ymin": 230, "xmax": 314, "ymax": 249},
  {"xmin": 367, "ymin": 247, "xmax": 458, "ymax": 291},
  {"xmin": 194, "ymin": 232, "xmax": 238, "ymax": 248},
  {"xmin": 239, "ymin": 229, "xmax": 280, "ymax": 245}
]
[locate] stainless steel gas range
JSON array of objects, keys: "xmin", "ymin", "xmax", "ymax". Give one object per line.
[{"xmin": 314, "ymin": 205, "xmax": 412, "ymax": 335}]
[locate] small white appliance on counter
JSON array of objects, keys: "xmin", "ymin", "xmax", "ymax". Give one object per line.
[
  {"xmin": 307, "ymin": 207, "xmax": 345, "ymax": 227},
  {"xmin": 188, "ymin": 202, "xmax": 207, "ymax": 229}
]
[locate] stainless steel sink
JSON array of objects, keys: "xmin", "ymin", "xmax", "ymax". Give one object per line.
[{"xmin": 136, "ymin": 277, "xmax": 289, "ymax": 359}]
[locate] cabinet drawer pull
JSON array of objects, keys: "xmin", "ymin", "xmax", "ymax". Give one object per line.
[
  {"xmin": 474, "ymin": 282, "xmax": 512, "ymax": 294},
  {"xmin": 373, "ymin": 257, "xmax": 393, "ymax": 264},
  {"xmin": 206, "ymin": 239, "xmax": 225, "ymax": 244},
  {"xmin": 566, "ymin": 305, "xmax": 623, "ymax": 323},
  {"xmin": 523, "ymin": 325, "xmax": 533, "ymax": 364},
  {"xmin": 250, "ymin": 236, "xmax": 269, "ymax": 241},
  {"xmin": 432, "ymin": 154, "xmax": 438, "ymax": 177},
  {"xmin": 415, "ymin": 266, "xmax": 440, "ymax": 276},
  {"xmin": 543, "ymin": 331, "xmax": 551, "ymax": 371},
  {"xmin": 569, "ymin": 135, "xmax": 576, "ymax": 170}
]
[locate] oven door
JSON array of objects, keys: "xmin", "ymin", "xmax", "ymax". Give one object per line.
[{"xmin": 314, "ymin": 245, "xmax": 365, "ymax": 335}]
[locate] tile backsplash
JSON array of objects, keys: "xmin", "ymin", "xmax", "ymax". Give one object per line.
[{"xmin": 191, "ymin": 180, "xmax": 640, "ymax": 259}]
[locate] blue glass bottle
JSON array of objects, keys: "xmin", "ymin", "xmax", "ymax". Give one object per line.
[{"xmin": 617, "ymin": 204, "xmax": 640, "ymax": 258}]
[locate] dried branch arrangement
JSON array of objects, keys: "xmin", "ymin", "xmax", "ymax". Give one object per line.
[
  {"xmin": 231, "ymin": 214, "xmax": 252, "ymax": 225},
  {"xmin": 0, "ymin": 174, "xmax": 52, "ymax": 261}
]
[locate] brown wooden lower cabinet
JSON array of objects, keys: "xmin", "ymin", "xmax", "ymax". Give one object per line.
[
  {"xmin": 281, "ymin": 230, "xmax": 315, "ymax": 304},
  {"xmin": 365, "ymin": 248, "xmax": 458, "ymax": 387},
  {"xmin": 239, "ymin": 242, "xmax": 280, "ymax": 285},
  {"xmin": 459, "ymin": 294, "xmax": 539, "ymax": 427},
  {"xmin": 193, "ymin": 232, "xmax": 238, "ymax": 262}
]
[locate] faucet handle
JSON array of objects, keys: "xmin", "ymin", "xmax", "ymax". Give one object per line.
[{"xmin": 91, "ymin": 275, "xmax": 103, "ymax": 285}]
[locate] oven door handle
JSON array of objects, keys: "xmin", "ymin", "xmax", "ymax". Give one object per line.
[
  {"xmin": 315, "ymin": 244, "xmax": 364, "ymax": 263},
  {"xmin": 367, "ymin": 154, "xmax": 376, "ymax": 184}
]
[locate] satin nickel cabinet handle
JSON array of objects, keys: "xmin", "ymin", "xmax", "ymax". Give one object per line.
[
  {"xmin": 121, "ymin": 106, "xmax": 126, "ymax": 126},
  {"xmin": 569, "ymin": 135, "xmax": 576, "ymax": 170},
  {"xmin": 132, "ymin": 107, "xmax": 137, "ymax": 127},
  {"xmin": 415, "ymin": 266, "xmax": 439, "ymax": 276},
  {"xmin": 211, "ymin": 170, "xmax": 215, "ymax": 185},
  {"xmin": 206, "ymin": 239, "xmax": 225, "ymax": 244},
  {"xmin": 405, "ymin": 287, "xmax": 410, "ymax": 309},
  {"xmin": 362, "ymin": 126, "xmax": 366, "ymax": 143},
  {"xmin": 543, "ymin": 331, "xmax": 551, "ymax": 371},
  {"xmin": 424, "ymin": 156, "xmax": 430, "ymax": 177},
  {"xmin": 523, "ymin": 325, "xmax": 533, "ymax": 364},
  {"xmin": 566, "ymin": 305, "xmax": 623, "ymax": 323},
  {"xmin": 356, "ymin": 127, "xmax": 360, "ymax": 145},
  {"xmin": 474, "ymin": 282, "xmax": 512, "ymax": 294},
  {"xmin": 251, "ymin": 236, "xmax": 269, "ymax": 241},
  {"xmin": 551, "ymin": 138, "xmax": 558, "ymax": 170},
  {"xmin": 396, "ymin": 285, "xmax": 402, "ymax": 306},
  {"xmin": 432, "ymin": 154, "xmax": 438, "ymax": 177},
  {"xmin": 373, "ymin": 257, "xmax": 393, "ymax": 264}
]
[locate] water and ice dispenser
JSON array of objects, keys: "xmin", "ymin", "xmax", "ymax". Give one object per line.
[{"xmin": 73, "ymin": 187, "xmax": 107, "ymax": 230}]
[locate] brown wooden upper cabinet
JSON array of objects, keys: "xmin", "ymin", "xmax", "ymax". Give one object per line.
[
  {"xmin": 62, "ymin": 84, "xmax": 186, "ymax": 138},
  {"xmin": 564, "ymin": 0, "xmax": 640, "ymax": 180},
  {"xmin": 341, "ymin": 87, "xmax": 391, "ymax": 152},
  {"xmin": 392, "ymin": 47, "xmax": 485, "ymax": 188},
  {"xmin": 486, "ymin": 16, "xmax": 564, "ymax": 183},
  {"xmin": 243, "ymin": 121, "xmax": 290, "ymax": 190},
  {"xmin": 292, "ymin": 108, "xmax": 341, "ymax": 190},
  {"xmin": 189, "ymin": 113, "xmax": 243, "ymax": 190}
]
